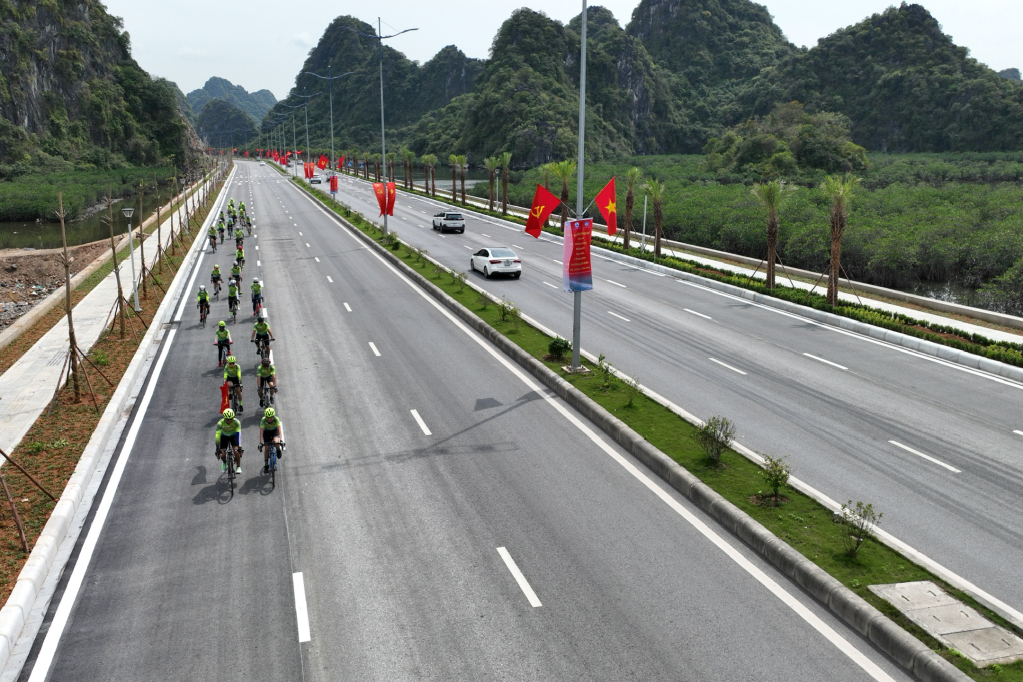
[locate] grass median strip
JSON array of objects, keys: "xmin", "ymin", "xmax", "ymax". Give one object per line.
[
  {"xmin": 305, "ymin": 181, "xmax": 1021, "ymax": 680},
  {"xmin": 0, "ymin": 172, "xmax": 227, "ymax": 605}
]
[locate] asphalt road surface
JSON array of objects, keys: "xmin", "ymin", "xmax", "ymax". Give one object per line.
[
  {"xmin": 302, "ymin": 167, "xmax": 1023, "ymax": 623},
  {"xmin": 19, "ymin": 162, "xmax": 912, "ymax": 681}
]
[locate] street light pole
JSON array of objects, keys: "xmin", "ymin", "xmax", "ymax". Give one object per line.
[
  {"xmin": 571, "ymin": 0, "xmax": 588, "ymax": 372},
  {"xmin": 121, "ymin": 207, "xmax": 141, "ymax": 312},
  {"xmin": 378, "ymin": 17, "xmax": 388, "ymax": 235},
  {"xmin": 304, "ymin": 68, "xmax": 354, "ymax": 175}
]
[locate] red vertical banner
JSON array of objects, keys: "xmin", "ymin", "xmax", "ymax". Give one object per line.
[
  {"xmin": 220, "ymin": 382, "xmax": 230, "ymax": 413},
  {"xmin": 244, "ymin": 151, "xmax": 249, "ymax": 158},
  {"xmin": 385, "ymin": 182, "xmax": 396, "ymax": 216},
  {"xmin": 373, "ymin": 182, "xmax": 387, "ymax": 215},
  {"xmin": 338, "ymin": 155, "xmax": 345, "ymax": 170},
  {"xmin": 562, "ymin": 218, "xmax": 594, "ymax": 292},
  {"xmin": 329, "ymin": 175, "xmax": 338, "ymax": 193}
]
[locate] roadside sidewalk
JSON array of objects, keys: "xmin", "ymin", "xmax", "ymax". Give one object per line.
[{"xmin": 0, "ymin": 194, "xmax": 204, "ymax": 456}]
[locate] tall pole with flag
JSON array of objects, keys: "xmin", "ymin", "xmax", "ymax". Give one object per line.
[
  {"xmin": 571, "ymin": 0, "xmax": 588, "ymax": 371},
  {"xmin": 378, "ymin": 18, "xmax": 388, "ymax": 235}
]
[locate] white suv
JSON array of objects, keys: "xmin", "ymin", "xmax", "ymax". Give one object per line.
[{"xmin": 432, "ymin": 212, "xmax": 465, "ymax": 233}]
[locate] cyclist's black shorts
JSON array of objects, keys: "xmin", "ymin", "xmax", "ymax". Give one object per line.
[
  {"xmin": 225, "ymin": 374, "xmax": 241, "ymax": 386},
  {"xmin": 262, "ymin": 428, "xmax": 279, "ymax": 444},
  {"xmin": 255, "ymin": 332, "xmax": 270, "ymax": 344},
  {"xmin": 228, "ymin": 295, "xmax": 238, "ymax": 307},
  {"xmin": 219, "ymin": 432, "xmax": 241, "ymax": 449}
]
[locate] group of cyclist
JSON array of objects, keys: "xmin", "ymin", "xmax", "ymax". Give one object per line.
[
  {"xmin": 208, "ymin": 198, "xmax": 251, "ymax": 254},
  {"xmin": 198, "ymin": 198, "xmax": 284, "ymax": 477}
]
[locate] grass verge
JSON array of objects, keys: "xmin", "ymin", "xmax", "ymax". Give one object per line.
[
  {"xmin": 306, "ymin": 179, "xmax": 1023, "ymax": 680},
  {"xmin": 0, "ymin": 170, "xmax": 227, "ymax": 604}
]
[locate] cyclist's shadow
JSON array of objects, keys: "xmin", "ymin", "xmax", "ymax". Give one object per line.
[{"xmin": 191, "ymin": 465, "xmax": 235, "ymax": 505}]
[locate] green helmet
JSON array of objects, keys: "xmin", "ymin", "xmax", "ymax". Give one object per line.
[
  {"xmin": 264, "ymin": 407, "xmax": 275, "ymax": 418},
  {"xmin": 226, "ymin": 355, "xmax": 237, "ymax": 364},
  {"xmin": 218, "ymin": 320, "xmax": 226, "ymax": 328},
  {"xmin": 223, "ymin": 408, "xmax": 235, "ymax": 419}
]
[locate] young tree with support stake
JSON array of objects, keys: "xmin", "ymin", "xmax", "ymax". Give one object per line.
[
  {"xmin": 644, "ymin": 180, "xmax": 665, "ymax": 258},
  {"xmin": 623, "ymin": 167, "xmax": 642, "ymax": 250},
  {"xmin": 500, "ymin": 151, "xmax": 512, "ymax": 215},
  {"xmin": 458, "ymin": 155, "xmax": 468, "ymax": 205},
  {"xmin": 484, "ymin": 157, "xmax": 500, "ymax": 211},
  {"xmin": 552, "ymin": 160, "xmax": 576, "ymax": 229},
  {"xmin": 751, "ymin": 180, "xmax": 796, "ymax": 289},
  {"xmin": 821, "ymin": 174, "xmax": 860, "ymax": 305}
]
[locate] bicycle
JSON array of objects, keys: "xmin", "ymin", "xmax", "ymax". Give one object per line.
[
  {"xmin": 259, "ymin": 439, "xmax": 283, "ymax": 487},
  {"xmin": 258, "ymin": 378, "xmax": 275, "ymax": 407},
  {"xmin": 253, "ymin": 337, "xmax": 270, "ymax": 362},
  {"xmin": 216, "ymin": 340, "xmax": 232, "ymax": 367},
  {"xmin": 252, "ymin": 295, "xmax": 263, "ymax": 317},
  {"xmin": 246, "ymin": 220, "xmax": 252, "ymax": 236},
  {"xmin": 229, "ymin": 298, "xmax": 238, "ymax": 324},
  {"xmin": 221, "ymin": 443, "xmax": 237, "ymax": 493},
  {"xmin": 208, "ymin": 235, "xmax": 217, "ymax": 252},
  {"xmin": 212, "ymin": 279, "xmax": 222, "ymax": 300},
  {"xmin": 199, "ymin": 303, "xmax": 209, "ymax": 328},
  {"xmin": 229, "ymin": 382, "xmax": 241, "ymax": 413}
]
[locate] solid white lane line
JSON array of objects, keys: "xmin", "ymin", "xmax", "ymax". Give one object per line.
[
  {"xmin": 542, "ymin": 282, "xmax": 557, "ymax": 289},
  {"xmin": 1014, "ymin": 430, "xmax": 1023, "ymax": 436},
  {"xmin": 292, "ymin": 573, "xmax": 312, "ymax": 643},
  {"xmin": 410, "ymin": 409, "xmax": 432, "ymax": 435},
  {"xmin": 326, "ymin": 276, "xmax": 333, "ymax": 283},
  {"xmin": 803, "ymin": 353, "xmax": 848, "ymax": 370},
  {"xmin": 28, "ymin": 328, "xmax": 179, "ymax": 681},
  {"xmin": 368, "ymin": 342, "xmax": 381, "ymax": 357},
  {"xmin": 889, "ymin": 441, "xmax": 961, "ymax": 473},
  {"xmin": 608, "ymin": 311, "xmax": 631, "ymax": 322},
  {"xmin": 497, "ymin": 547, "xmax": 542, "ymax": 607},
  {"xmin": 685, "ymin": 308, "xmax": 712, "ymax": 320},
  {"xmin": 709, "ymin": 358, "xmax": 747, "ymax": 375},
  {"xmin": 314, "ymin": 257, "xmax": 320, "ymax": 262},
  {"xmin": 605, "ymin": 279, "xmax": 627, "ymax": 288}
]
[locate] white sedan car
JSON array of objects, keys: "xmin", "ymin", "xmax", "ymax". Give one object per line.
[{"xmin": 470, "ymin": 247, "xmax": 521, "ymax": 279}]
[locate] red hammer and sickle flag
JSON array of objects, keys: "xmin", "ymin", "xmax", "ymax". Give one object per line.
[
  {"xmin": 525, "ymin": 184, "xmax": 561, "ymax": 238},
  {"xmin": 373, "ymin": 182, "xmax": 387, "ymax": 215},
  {"xmin": 385, "ymin": 182, "xmax": 396, "ymax": 216},
  {"xmin": 317, "ymin": 154, "xmax": 328, "ymax": 170},
  {"xmin": 594, "ymin": 177, "xmax": 617, "ymax": 236},
  {"xmin": 220, "ymin": 382, "xmax": 230, "ymax": 413}
]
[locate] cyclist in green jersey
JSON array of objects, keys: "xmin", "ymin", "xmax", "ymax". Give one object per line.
[
  {"xmin": 234, "ymin": 227, "xmax": 245, "ymax": 249},
  {"xmin": 207, "ymin": 225, "xmax": 217, "ymax": 249},
  {"xmin": 230, "ymin": 261, "xmax": 242, "ymax": 282},
  {"xmin": 256, "ymin": 356, "xmax": 276, "ymax": 406},
  {"xmin": 250, "ymin": 313, "xmax": 274, "ymax": 354},
  {"xmin": 217, "ymin": 219, "xmax": 226, "ymax": 243},
  {"xmin": 196, "ymin": 285, "xmax": 210, "ymax": 319},
  {"xmin": 210, "ymin": 264, "xmax": 223, "ymax": 294},
  {"xmin": 227, "ymin": 279, "xmax": 240, "ymax": 316},
  {"xmin": 215, "ymin": 408, "xmax": 243, "ymax": 473},
  {"xmin": 215, "ymin": 321, "xmax": 232, "ymax": 366},
  {"xmin": 259, "ymin": 407, "xmax": 284, "ymax": 474},
  {"xmin": 235, "ymin": 246, "xmax": 245, "ymax": 269},
  {"xmin": 223, "ymin": 355, "xmax": 244, "ymax": 412},
  {"xmin": 250, "ymin": 277, "xmax": 263, "ymax": 315}
]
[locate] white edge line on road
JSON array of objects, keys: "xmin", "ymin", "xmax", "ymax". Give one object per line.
[
  {"xmin": 608, "ymin": 311, "xmax": 631, "ymax": 322},
  {"xmin": 542, "ymin": 282, "xmax": 557, "ymax": 289},
  {"xmin": 343, "ymin": 302, "xmax": 352, "ymax": 312},
  {"xmin": 326, "ymin": 276, "xmax": 333, "ymax": 283},
  {"xmin": 287, "ymin": 184, "xmax": 897, "ymax": 681},
  {"xmin": 292, "ymin": 572, "xmax": 312, "ymax": 643},
  {"xmin": 889, "ymin": 440, "xmax": 962, "ymax": 473},
  {"xmin": 605, "ymin": 279, "xmax": 627, "ymax": 288},
  {"xmin": 709, "ymin": 358, "xmax": 747, "ymax": 375},
  {"xmin": 410, "ymin": 409, "xmax": 432, "ymax": 435},
  {"xmin": 369, "ymin": 342, "xmax": 381, "ymax": 357},
  {"xmin": 496, "ymin": 547, "xmax": 542, "ymax": 607},
  {"xmin": 1014, "ymin": 430, "xmax": 1023, "ymax": 436},
  {"xmin": 802, "ymin": 353, "xmax": 848, "ymax": 370},
  {"xmin": 684, "ymin": 308, "xmax": 712, "ymax": 320},
  {"xmin": 28, "ymin": 328, "xmax": 179, "ymax": 682}
]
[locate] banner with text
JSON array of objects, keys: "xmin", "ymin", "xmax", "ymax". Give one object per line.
[{"xmin": 562, "ymin": 218, "xmax": 593, "ymax": 292}]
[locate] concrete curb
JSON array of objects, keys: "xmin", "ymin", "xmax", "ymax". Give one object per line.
[
  {"xmin": 295, "ymin": 182, "xmax": 970, "ymax": 682},
  {"xmin": 0, "ymin": 166, "xmax": 233, "ymax": 671},
  {"xmin": 0, "ymin": 177, "xmax": 210, "ymax": 354}
]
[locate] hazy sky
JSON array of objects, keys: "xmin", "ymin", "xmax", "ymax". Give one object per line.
[{"xmin": 103, "ymin": 0, "xmax": 1023, "ymax": 100}]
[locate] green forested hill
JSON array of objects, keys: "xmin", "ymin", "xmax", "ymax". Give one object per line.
[
  {"xmin": 197, "ymin": 99, "xmax": 258, "ymax": 148},
  {"xmin": 264, "ymin": 2, "xmax": 1023, "ymax": 163},
  {"xmin": 186, "ymin": 77, "xmax": 277, "ymax": 123},
  {"xmin": 744, "ymin": 4, "xmax": 1023, "ymax": 152},
  {"xmin": 0, "ymin": 0, "xmax": 192, "ymax": 175}
]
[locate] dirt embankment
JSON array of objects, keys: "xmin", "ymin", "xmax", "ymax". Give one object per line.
[{"xmin": 0, "ymin": 241, "xmax": 109, "ymax": 331}]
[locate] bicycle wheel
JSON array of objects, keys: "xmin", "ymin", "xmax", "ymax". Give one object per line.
[
  {"xmin": 226, "ymin": 448, "xmax": 235, "ymax": 493},
  {"xmin": 269, "ymin": 446, "xmax": 277, "ymax": 487}
]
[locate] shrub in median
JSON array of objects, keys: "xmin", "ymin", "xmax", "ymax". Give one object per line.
[{"xmin": 695, "ymin": 416, "xmax": 735, "ymax": 466}]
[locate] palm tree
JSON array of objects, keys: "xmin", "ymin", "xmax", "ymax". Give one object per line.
[
  {"xmin": 348, "ymin": 149, "xmax": 359, "ymax": 175},
  {"xmin": 449, "ymin": 154, "xmax": 458, "ymax": 201},
  {"xmin": 458, "ymin": 155, "xmax": 468, "ymax": 205},
  {"xmin": 552, "ymin": 160, "xmax": 576, "ymax": 229},
  {"xmin": 539, "ymin": 162, "xmax": 555, "ymax": 228},
  {"xmin": 623, "ymin": 167, "xmax": 642, "ymax": 251},
  {"xmin": 644, "ymin": 180, "xmax": 665, "ymax": 258},
  {"xmin": 821, "ymin": 174, "xmax": 860, "ymax": 305},
  {"xmin": 750, "ymin": 180, "xmax": 796, "ymax": 289},
  {"xmin": 374, "ymin": 154, "xmax": 383, "ymax": 181},
  {"xmin": 499, "ymin": 152, "xmax": 512, "ymax": 214},
  {"xmin": 421, "ymin": 154, "xmax": 437, "ymax": 196},
  {"xmin": 484, "ymin": 157, "xmax": 500, "ymax": 211},
  {"xmin": 385, "ymin": 152, "xmax": 397, "ymax": 182},
  {"xmin": 403, "ymin": 149, "xmax": 416, "ymax": 190},
  {"xmin": 361, "ymin": 152, "xmax": 371, "ymax": 179}
]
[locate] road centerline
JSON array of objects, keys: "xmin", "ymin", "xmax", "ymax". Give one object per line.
[
  {"xmin": 608, "ymin": 311, "xmax": 631, "ymax": 322},
  {"xmin": 888, "ymin": 440, "xmax": 962, "ymax": 473},
  {"xmin": 368, "ymin": 342, "xmax": 381, "ymax": 357},
  {"xmin": 410, "ymin": 409, "xmax": 432, "ymax": 435},
  {"xmin": 709, "ymin": 358, "xmax": 747, "ymax": 375},
  {"xmin": 292, "ymin": 573, "xmax": 312, "ymax": 643},
  {"xmin": 497, "ymin": 547, "xmax": 542, "ymax": 608},
  {"xmin": 803, "ymin": 353, "xmax": 848, "ymax": 370}
]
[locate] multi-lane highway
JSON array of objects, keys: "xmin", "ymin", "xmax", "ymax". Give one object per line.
[
  {"xmin": 18, "ymin": 161, "xmax": 912, "ymax": 681},
  {"xmin": 304, "ymin": 168, "xmax": 1023, "ymax": 623}
]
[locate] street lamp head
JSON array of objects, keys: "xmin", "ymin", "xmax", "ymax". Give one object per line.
[{"xmin": 121, "ymin": 207, "xmax": 134, "ymax": 219}]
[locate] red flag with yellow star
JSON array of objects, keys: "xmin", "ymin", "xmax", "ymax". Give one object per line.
[{"xmin": 594, "ymin": 177, "xmax": 617, "ymax": 236}]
